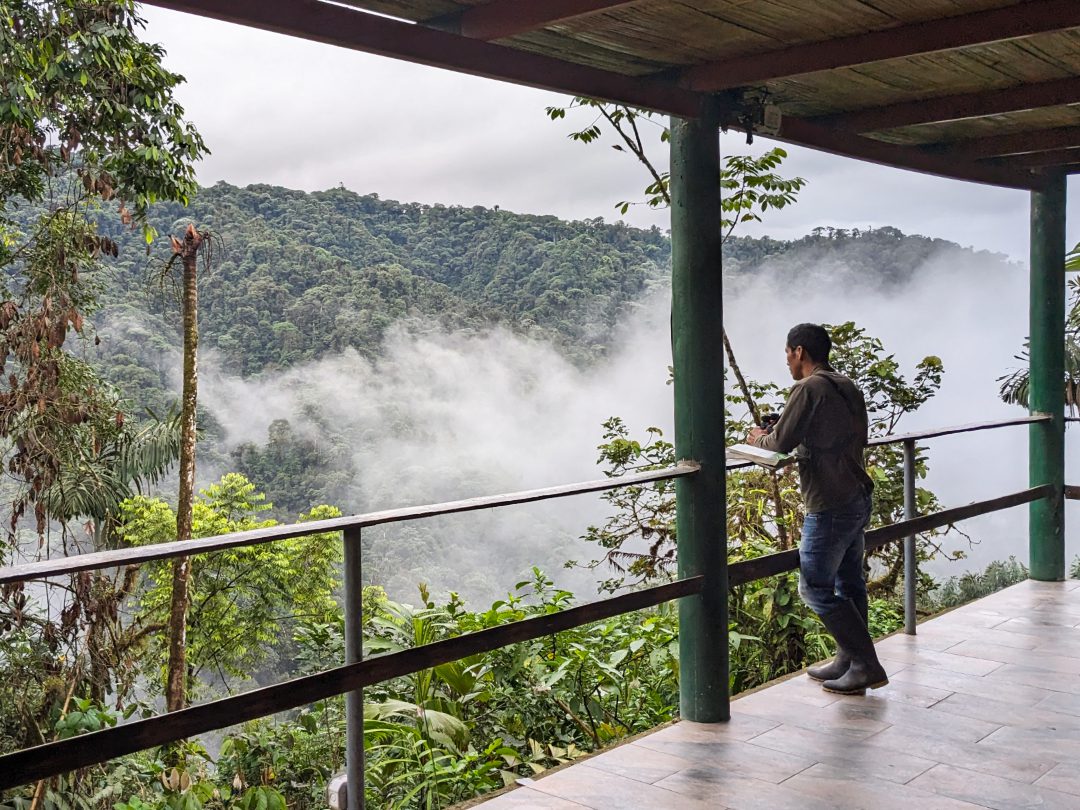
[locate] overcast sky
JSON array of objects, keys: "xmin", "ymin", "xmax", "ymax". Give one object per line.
[{"xmin": 141, "ymin": 6, "xmax": 1078, "ymax": 262}]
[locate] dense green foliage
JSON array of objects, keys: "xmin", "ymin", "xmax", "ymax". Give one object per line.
[
  {"xmin": 119, "ymin": 474, "xmax": 343, "ymax": 691},
  {"xmin": 928, "ymin": 556, "xmax": 1028, "ymax": 610},
  {"xmin": 723, "ymin": 225, "xmax": 1010, "ymax": 287},
  {"xmin": 85, "ymin": 183, "xmax": 671, "ymax": 379},
  {"xmin": 1, "ymin": 546, "xmax": 1032, "ymax": 810},
  {"xmin": 0, "ymin": 0, "xmax": 205, "ymax": 534}
]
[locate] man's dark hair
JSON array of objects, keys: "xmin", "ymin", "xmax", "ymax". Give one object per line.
[{"xmin": 786, "ymin": 323, "xmax": 831, "ymax": 363}]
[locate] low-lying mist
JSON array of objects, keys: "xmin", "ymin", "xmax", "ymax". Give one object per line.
[{"xmin": 194, "ymin": 243, "xmax": 1077, "ymax": 605}]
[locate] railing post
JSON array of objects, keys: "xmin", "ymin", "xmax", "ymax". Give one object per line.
[
  {"xmin": 670, "ymin": 97, "xmax": 728, "ymax": 722},
  {"xmin": 903, "ymin": 439, "xmax": 917, "ymax": 634},
  {"xmin": 1029, "ymin": 172, "xmax": 1067, "ymax": 582},
  {"xmin": 344, "ymin": 527, "xmax": 365, "ymax": 810}
]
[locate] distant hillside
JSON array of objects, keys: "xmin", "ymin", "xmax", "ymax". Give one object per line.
[
  {"xmin": 93, "ymin": 182, "xmax": 671, "ymax": 375},
  {"xmin": 723, "ymin": 226, "xmax": 1011, "ymax": 288},
  {"xmin": 8, "ymin": 180, "xmax": 1012, "ymax": 445}
]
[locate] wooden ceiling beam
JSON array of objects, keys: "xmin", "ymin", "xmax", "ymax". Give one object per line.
[
  {"xmin": 431, "ymin": 0, "xmax": 641, "ymax": 41},
  {"xmin": 991, "ymin": 147, "xmax": 1080, "ymax": 167},
  {"xmin": 812, "ymin": 76, "xmax": 1080, "ymax": 133},
  {"xmin": 681, "ymin": 0, "xmax": 1080, "ymax": 92},
  {"xmin": 771, "ymin": 117, "xmax": 1040, "ymax": 191},
  {"xmin": 139, "ymin": 0, "xmax": 703, "ymax": 117},
  {"xmin": 1002, "ymin": 162, "xmax": 1080, "ymax": 175},
  {"xmin": 936, "ymin": 125, "xmax": 1080, "ymax": 159},
  {"xmin": 142, "ymin": 0, "xmax": 1047, "ymax": 189}
]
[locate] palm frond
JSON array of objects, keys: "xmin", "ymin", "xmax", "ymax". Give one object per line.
[
  {"xmin": 998, "ymin": 337, "xmax": 1080, "ymax": 415},
  {"xmin": 117, "ymin": 409, "xmax": 183, "ymax": 493},
  {"xmin": 1066, "ymin": 241, "xmax": 1080, "ymax": 272},
  {"xmin": 41, "ymin": 411, "xmax": 182, "ymax": 523},
  {"xmin": 365, "ymin": 699, "xmax": 470, "ymax": 750}
]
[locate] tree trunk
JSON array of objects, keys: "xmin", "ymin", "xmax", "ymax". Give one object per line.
[
  {"xmin": 722, "ymin": 330, "xmax": 790, "ymax": 547},
  {"xmin": 165, "ymin": 226, "xmax": 202, "ymax": 713},
  {"xmin": 722, "ymin": 330, "xmax": 759, "ymax": 426}
]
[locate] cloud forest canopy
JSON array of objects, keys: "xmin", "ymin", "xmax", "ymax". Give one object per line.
[
  {"xmin": 0, "ymin": 179, "xmax": 1015, "ymax": 466},
  {"xmin": 14, "ymin": 181, "xmax": 1006, "ymax": 401},
  {"xmin": 1, "ymin": 181, "xmax": 1003, "ymax": 531}
]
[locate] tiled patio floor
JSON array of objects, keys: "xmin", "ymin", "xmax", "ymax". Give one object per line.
[{"xmin": 471, "ymin": 578, "xmax": 1080, "ymax": 809}]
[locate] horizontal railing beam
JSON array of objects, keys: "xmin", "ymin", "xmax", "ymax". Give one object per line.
[
  {"xmin": 725, "ymin": 415, "xmax": 1049, "ymax": 471},
  {"xmin": 2, "ymin": 415, "xmax": 1049, "ymax": 585},
  {"xmin": 730, "ymin": 484, "xmax": 1053, "ymax": 585},
  {"xmin": 866, "ymin": 414, "xmax": 1050, "ymax": 447},
  {"xmin": 1, "ymin": 416, "xmax": 1050, "ymax": 586},
  {"xmin": 1065, "ymin": 485, "xmax": 1080, "ymax": 500},
  {"xmin": 0, "ymin": 464, "xmax": 699, "ymax": 585},
  {"xmin": 0, "ymin": 576, "xmax": 703, "ymax": 791},
  {"xmin": 729, "ymin": 548, "xmax": 799, "ymax": 586},
  {"xmin": 865, "ymin": 485, "xmax": 1052, "ymax": 548}
]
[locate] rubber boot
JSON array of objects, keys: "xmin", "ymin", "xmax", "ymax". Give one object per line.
[
  {"xmin": 807, "ymin": 649, "xmax": 850, "ymax": 682},
  {"xmin": 851, "ymin": 590, "xmax": 869, "ymax": 629},
  {"xmin": 807, "ymin": 592, "xmax": 869, "ymax": 682},
  {"xmin": 819, "ymin": 600, "xmax": 888, "ymax": 695}
]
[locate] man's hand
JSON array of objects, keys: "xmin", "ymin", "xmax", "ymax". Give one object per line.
[{"xmin": 747, "ymin": 427, "xmax": 768, "ymax": 445}]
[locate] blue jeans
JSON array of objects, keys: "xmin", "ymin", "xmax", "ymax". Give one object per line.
[{"xmin": 798, "ymin": 490, "xmax": 872, "ymax": 616}]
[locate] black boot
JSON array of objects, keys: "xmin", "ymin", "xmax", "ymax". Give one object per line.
[
  {"xmin": 851, "ymin": 590, "xmax": 869, "ymax": 629},
  {"xmin": 819, "ymin": 600, "xmax": 888, "ymax": 695},
  {"xmin": 807, "ymin": 650, "xmax": 850, "ymax": 682},
  {"xmin": 807, "ymin": 592, "xmax": 869, "ymax": 682}
]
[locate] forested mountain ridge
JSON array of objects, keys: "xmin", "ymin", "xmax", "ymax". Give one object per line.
[
  {"xmin": 82, "ymin": 181, "xmax": 1006, "ymax": 380},
  {"xmin": 90, "ymin": 182, "xmax": 672, "ymax": 378},
  {"xmin": 9, "ymin": 180, "xmax": 1012, "ymax": 520},
  {"xmin": 11, "ymin": 179, "xmax": 1007, "ymax": 400},
  {"xmin": 723, "ymin": 225, "xmax": 1011, "ymax": 287}
]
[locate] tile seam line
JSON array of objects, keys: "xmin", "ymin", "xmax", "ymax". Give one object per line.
[
  {"xmin": 583, "ymin": 757, "xmax": 684, "ymax": 787},
  {"xmin": 898, "ymin": 757, "xmax": 938, "ymax": 786},
  {"xmin": 982, "ymin": 670, "xmax": 1080, "ymax": 694},
  {"xmin": 774, "ymin": 758, "xmax": 820, "ymax": 785},
  {"xmin": 520, "ymin": 770, "xmax": 603, "ymax": 809},
  {"xmin": 876, "ymin": 653, "xmax": 1008, "ymax": 677}
]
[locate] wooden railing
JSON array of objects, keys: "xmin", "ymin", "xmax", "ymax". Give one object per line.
[
  {"xmin": 0, "ymin": 464, "xmax": 699, "ymax": 585},
  {"xmin": 0, "ymin": 414, "xmax": 1062, "ymax": 794}
]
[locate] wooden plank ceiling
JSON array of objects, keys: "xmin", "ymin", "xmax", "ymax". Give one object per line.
[{"xmin": 142, "ymin": 0, "xmax": 1080, "ymax": 190}]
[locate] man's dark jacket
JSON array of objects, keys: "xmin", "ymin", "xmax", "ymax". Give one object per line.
[{"xmin": 754, "ymin": 368, "xmax": 873, "ymax": 513}]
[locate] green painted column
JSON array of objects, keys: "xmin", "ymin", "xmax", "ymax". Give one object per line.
[
  {"xmin": 670, "ymin": 98, "xmax": 728, "ymax": 722},
  {"xmin": 1029, "ymin": 172, "xmax": 1067, "ymax": 582}
]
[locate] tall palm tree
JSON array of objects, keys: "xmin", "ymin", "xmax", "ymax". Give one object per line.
[{"xmin": 164, "ymin": 224, "xmax": 208, "ymax": 713}]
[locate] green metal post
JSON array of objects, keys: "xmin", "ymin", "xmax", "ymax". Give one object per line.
[
  {"xmin": 670, "ymin": 99, "xmax": 728, "ymax": 722},
  {"xmin": 1029, "ymin": 173, "xmax": 1067, "ymax": 582},
  {"xmin": 343, "ymin": 527, "xmax": 365, "ymax": 809}
]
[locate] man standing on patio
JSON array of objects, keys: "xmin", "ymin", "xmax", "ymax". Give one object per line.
[{"xmin": 747, "ymin": 323, "xmax": 888, "ymax": 695}]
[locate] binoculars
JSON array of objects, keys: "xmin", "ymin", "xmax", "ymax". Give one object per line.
[{"xmin": 760, "ymin": 412, "xmax": 780, "ymax": 433}]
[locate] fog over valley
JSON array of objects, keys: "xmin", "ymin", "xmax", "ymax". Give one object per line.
[{"xmin": 178, "ymin": 219, "xmax": 1073, "ymax": 605}]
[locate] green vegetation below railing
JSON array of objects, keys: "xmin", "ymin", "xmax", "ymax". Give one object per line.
[
  {"xmin": 0, "ymin": 416, "xmax": 1060, "ymax": 806},
  {"xmin": 0, "ymin": 484, "xmax": 1053, "ymax": 796}
]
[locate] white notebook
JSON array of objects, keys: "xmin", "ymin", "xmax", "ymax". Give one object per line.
[{"xmin": 727, "ymin": 443, "xmax": 792, "ymax": 468}]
